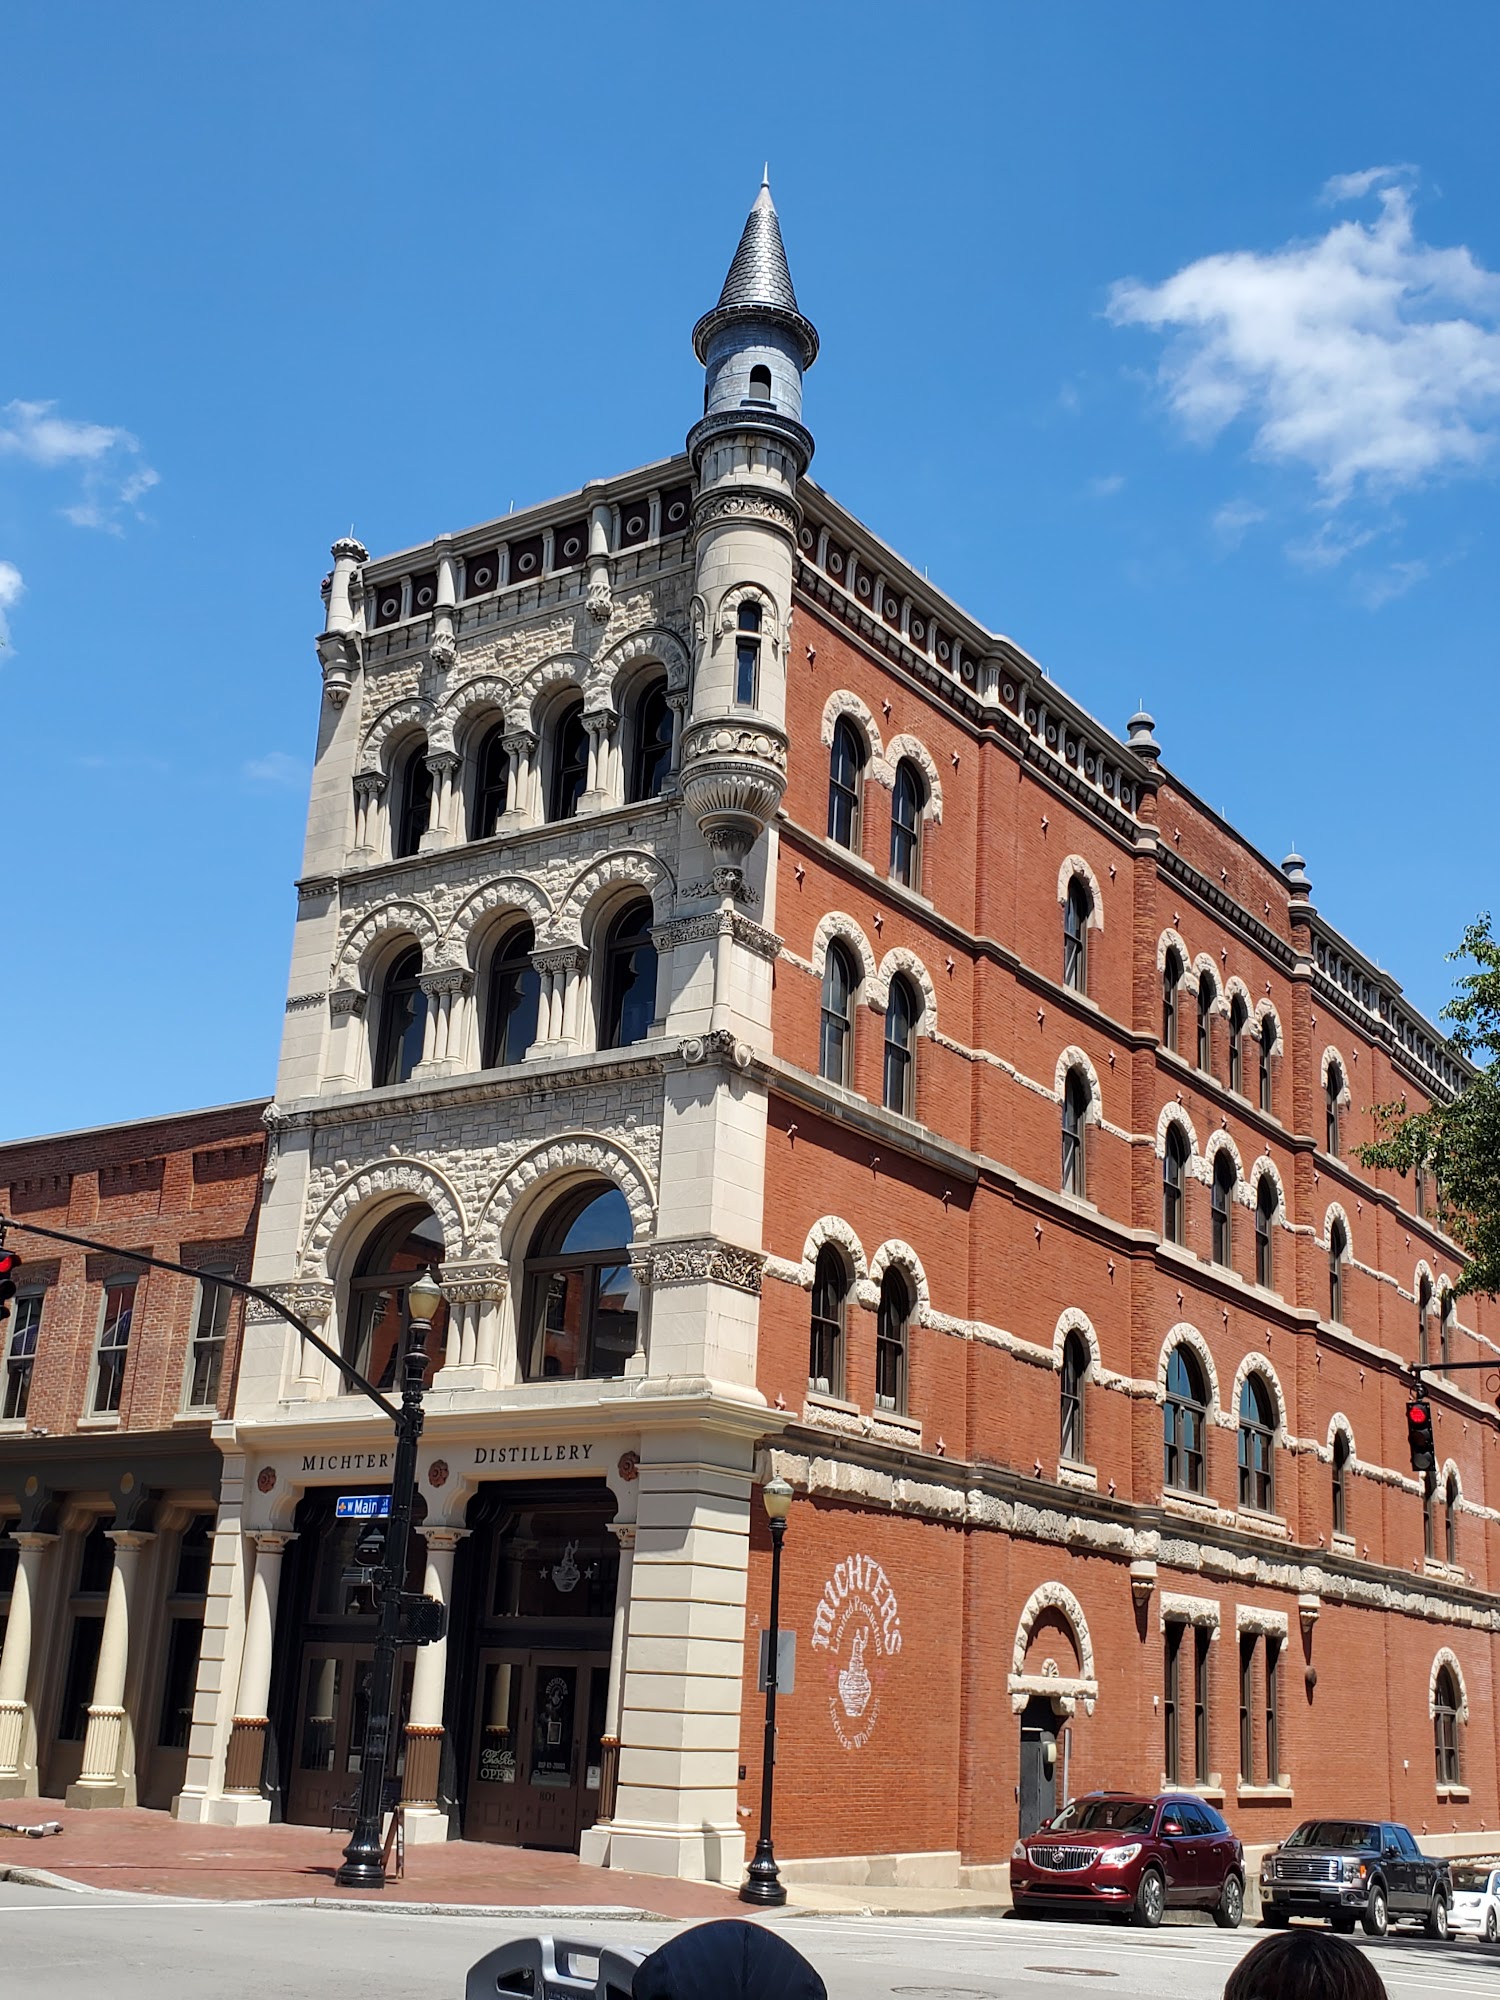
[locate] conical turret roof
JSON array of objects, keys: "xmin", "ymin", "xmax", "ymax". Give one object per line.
[{"xmin": 693, "ymin": 174, "xmax": 819, "ymax": 366}]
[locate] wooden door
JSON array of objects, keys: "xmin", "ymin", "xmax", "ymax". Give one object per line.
[
  {"xmin": 463, "ymin": 1651, "xmax": 527, "ymax": 1844},
  {"xmin": 286, "ymin": 1643, "xmax": 371, "ymax": 1825},
  {"xmin": 464, "ymin": 1652, "xmax": 609, "ymax": 1851}
]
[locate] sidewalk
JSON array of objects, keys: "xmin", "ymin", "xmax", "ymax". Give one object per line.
[{"xmin": 0, "ymin": 1801, "xmax": 736, "ymax": 1919}]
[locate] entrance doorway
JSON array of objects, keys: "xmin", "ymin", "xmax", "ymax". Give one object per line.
[
  {"xmin": 463, "ymin": 1649, "xmax": 610, "ymax": 1850},
  {"xmin": 286, "ymin": 1643, "xmax": 414, "ymax": 1826},
  {"xmin": 1018, "ymin": 1694, "xmax": 1059, "ymax": 1838}
]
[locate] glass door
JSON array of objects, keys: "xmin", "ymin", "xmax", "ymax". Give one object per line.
[
  {"xmin": 463, "ymin": 1651, "xmax": 609, "ymax": 1851},
  {"xmin": 285, "ymin": 1642, "xmax": 411, "ymax": 1825}
]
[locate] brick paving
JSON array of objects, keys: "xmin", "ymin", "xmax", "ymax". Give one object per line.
[{"xmin": 0, "ymin": 1801, "xmax": 738, "ymax": 1917}]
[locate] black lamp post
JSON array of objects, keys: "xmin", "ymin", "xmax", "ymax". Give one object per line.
[
  {"xmin": 740, "ymin": 1473, "xmax": 794, "ymax": 1907},
  {"xmin": 334, "ymin": 1267, "xmax": 444, "ymax": 1890}
]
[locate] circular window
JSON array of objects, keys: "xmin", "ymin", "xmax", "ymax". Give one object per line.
[
  {"xmin": 1046, "ymin": 725, "xmax": 1057, "ymax": 746},
  {"xmin": 937, "ymin": 639, "xmax": 951, "ymax": 662},
  {"xmin": 669, "ymin": 501, "xmax": 688, "ymax": 525},
  {"xmin": 415, "ymin": 586, "xmax": 434, "ymax": 608},
  {"xmin": 799, "ymin": 526, "xmax": 814, "ymax": 548},
  {"xmin": 562, "ymin": 536, "xmax": 583, "ymax": 560},
  {"xmin": 625, "ymin": 512, "xmax": 646, "ymax": 537},
  {"xmin": 1025, "ymin": 707, "xmax": 1038, "ymax": 728},
  {"xmin": 1065, "ymin": 736, "xmax": 1077, "ymax": 759},
  {"xmin": 961, "ymin": 657, "xmax": 975, "ymax": 681},
  {"xmin": 380, "ymin": 595, "xmax": 400, "ymax": 620},
  {"xmin": 884, "ymin": 597, "xmax": 899, "ymax": 619},
  {"xmin": 910, "ymin": 618, "xmax": 925, "ymax": 641},
  {"xmin": 1002, "ymin": 682, "xmax": 1015, "ymax": 703},
  {"xmin": 856, "ymin": 575, "xmax": 872, "ymax": 597},
  {"xmin": 471, "ymin": 565, "xmax": 493, "ymax": 589},
  {"xmin": 517, "ymin": 552, "xmax": 536, "ymax": 574},
  {"xmin": 828, "ymin": 552, "xmax": 844, "ymax": 574}
]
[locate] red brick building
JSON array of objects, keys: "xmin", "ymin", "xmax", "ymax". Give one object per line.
[
  {"xmin": 0, "ymin": 1101, "xmax": 266, "ymax": 1810},
  {"xmin": 742, "ymin": 487, "xmax": 1498, "ymax": 1881}
]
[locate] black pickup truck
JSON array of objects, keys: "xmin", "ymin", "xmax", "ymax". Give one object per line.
[{"xmin": 1259, "ymin": 1820, "xmax": 1452, "ymax": 1937}]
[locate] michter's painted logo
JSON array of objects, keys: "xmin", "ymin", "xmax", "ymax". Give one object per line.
[{"xmin": 810, "ymin": 1555, "xmax": 902, "ymax": 1750}]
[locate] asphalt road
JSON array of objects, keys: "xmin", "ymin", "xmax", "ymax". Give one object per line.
[{"xmin": 3, "ymin": 1882, "xmax": 1498, "ymax": 2000}]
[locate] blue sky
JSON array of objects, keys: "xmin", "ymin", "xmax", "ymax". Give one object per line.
[{"xmin": 3, "ymin": 2, "xmax": 1496, "ymax": 1138}]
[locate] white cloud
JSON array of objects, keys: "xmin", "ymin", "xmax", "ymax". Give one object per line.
[
  {"xmin": 1107, "ymin": 173, "xmax": 1500, "ymax": 505},
  {"xmin": 244, "ymin": 752, "xmax": 308, "ymax": 788},
  {"xmin": 1086, "ymin": 472, "xmax": 1126, "ymax": 498},
  {"xmin": 0, "ymin": 398, "xmax": 158, "ymax": 534},
  {"xmin": 1211, "ymin": 499, "xmax": 1267, "ymax": 549},
  {"xmin": 1353, "ymin": 559, "xmax": 1430, "ymax": 609},
  {"xmin": 0, "ymin": 560, "xmax": 22, "ymax": 649},
  {"xmin": 1320, "ymin": 164, "xmax": 1416, "ymax": 205}
]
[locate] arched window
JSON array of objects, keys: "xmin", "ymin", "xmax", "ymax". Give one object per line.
[
  {"xmin": 1060, "ymin": 1331, "xmax": 1088, "ymax": 1462},
  {"xmin": 809, "ymin": 1244, "xmax": 847, "ymax": 1397},
  {"xmin": 1228, "ymin": 995, "xmax": 1248, "ymax": 1094},
  {"xmin": 1255, "ymin": 1179, "xmax": 1278, "ymax": 1289},
  {"xmin": 826, "ymin": 718, "xmax": 866, "ymax": 850},
  {"xmin": 1196, "ymin": 974, "xmax": 1215, "ymax": 1073},
  {"xmin": 883, "ymin": 975, "xmax": 919, "ymax": 1117},
  {"xmin": 1434, "ymin": 1665, "xmax": 1462, "ymax": 1786},
  {"xmin": 482, "ymin": 923, "xmax": 540, "ymax": 1069},
  {"xmin": 1418, "ymin": 1275, "xmax": 1432, "ymax": 1365},
  {"xmin": 627, "ymin": 679, "xmax": 673, "ymax": 803},
  {"xmin": 1328, "ymin": 1220, "xmax": 1347, "ymax": 1323},
  {"xmin": 345, "ymin": 1204, "xmax": 447, "ymax": 1392},
  {"xmin": 393, "ymin": 743, "xmax": 433, "ymax": 859},
  {"xmin": 1332, "ymin": 1431, "xmax": 1350, "ymax": 1537},
  {"xmin": 1063, "ymin": 877, "xmax": 1092, "ymax": 993},
  {"xmin": 598, "ymin": 899, "xmax": 657, "ymax": 1051},
  {"xmin": 734, "ymin": 600, "xmax": 762, "ymax": 706},
  {"xmin": 1061, "ymin": 1068, "xmax": 1091, "ymax": 1197},
  {"xmin": 1211, "ymin": 1153, "xmax": 1236, "ymax": 1267},
  {"xmin": 1162, "ymin": 1127, "xmax": 1189, "ymax": 1245},
  {"xmin": 1164, "ymin": 1346, "xmax": 1208, "ymax": 1494},
  {"xmin": 1162, "ymin": 950, "xmax": 1183, "ymax": 1051},
  {"xmin": 522, "ymin": 1184, "xmax": 638, "ymax": 1383},
  {"xmin": 1325, "ymin": 1061, "xmax": 1344, "ymax": 1154},
  {"xmin": 1259, "ymin": 1015, "xmax": 1277, "ymax": 1114},
  {"xmin": 1440, "ymin": 1293, "xmax": 1455, "ymax": 1369},
  {"xmin": 1238, "ymin": 1374, "xmax": 1275, "ymax": 1513},
  {"xmin": 373, "ymin": 945, "xmax": 427, "ymax": 1088},
  {"xmin": 820, "ymin": 941, "xmax": 856, "ymax": 1086},
  {"xmin": 470, "ymin": 724, "xmax": 509, "ymax": 841},
  {"xmin": 889, "ymin": 759, "xmax": 924, "ymax": 889},
  {"xmin": 748, "ymin": 363, "xmax": 773, "ymax": 402},
  {"xmin": 548, "ymin": 700, "xmax": 589, "ymax": 822},
  {"xmin": 875, "ymin": 1267, "xmax": 910, "ymax": 1414},
  {"xmin": 1445, "ymin": 1475, "xmax": 1460, "ymax": 1566}
]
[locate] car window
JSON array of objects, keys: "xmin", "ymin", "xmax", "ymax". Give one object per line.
[
  {"xmin": 1394, "ymin": 1827, "xmax": 1420, "ymax": 1858},
  {"xmin": 1179, "ymin": 1803, "xmax": 1214, "ymax": 1834},
  {"xmin": 1452, "ymin": 1868, "xmax": 1489, "ymax": 1892},
  {"xmin": 1049, "ymin": 1798, "xmax": 1155, "ymax": 1834},
  {"xmin": 1284, "ymin": 1822, "xmax": 1377, "ymax": 1849}
]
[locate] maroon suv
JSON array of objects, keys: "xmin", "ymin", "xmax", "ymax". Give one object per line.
[{"xmin": 1011, "ymin": 1791, "xmax": 1245, "ymax": 1928}]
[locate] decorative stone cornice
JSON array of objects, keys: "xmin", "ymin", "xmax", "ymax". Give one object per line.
[
  {"xmin": 418, "ymin": 965, "xmax": 470, "ymax": 998},
  {"xmin": 351, "ymin": 771, "xmax": 387, "ymax": 801},
  {"xmin": 438, "ymin": 1261, "xmax": 507, "ymax": 1305},
  {"xmin": 329, "ymin": 986, "xmax": 366, "ymax": 1019},
  {"xmin": 677, "ymin": 1027, "xmax": 754, "ymax": 1070},
  {"xmin": 641, "ymin": 1236, "xmax": 766, "ymax": 1295},
  {"xmin": 246, "ymin": 1280, "xmax": 335, "ymax": 1329},
  {"xmin": 689, "ymin": 486, "xmax": 801, "ymax": 543}
]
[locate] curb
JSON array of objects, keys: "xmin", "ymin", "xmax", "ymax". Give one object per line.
[
  {"xmin": 0, "ymin": 1863, "xmax": 100, "ymax": 1895},
  {"xmin": 0, "ymin": 1869, "xmax": 678, "ymax": 1921}
]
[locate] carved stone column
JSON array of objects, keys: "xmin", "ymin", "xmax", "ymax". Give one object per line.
[
  {"xmin": 591, "ymin": 1525, "xmax": 635, "ymax": 1828},
  {"xmin": 416, "ymin": 965, "xmax": 470, "ymax": 1075},
  {"xmin": 421, "ymin": 750, "xmax": 460, "ymax": 851},
  {"xmin": 401, "ymin": 1528, "xmax": 468, "ymax": 1843},
  {"xmin": 529, "ymin": 946, "xmax": 585, "ymax": 1056},
  {"xmin": 351, "ymin": 771, "xmax": 386, "ymax": 854},
  {"xmin": 0, "ymin": 1533, "xmax": 56, "ymax": 1797},
  {"xmin": 221, "ymin": 1532, "xmax": 296, "ymax": 1809},
  {"xmin": 262, "ymin": 1280, "xmax": 336, "ymax": 1398},
  {"xmin": 500, "ymin": 730, "xmax": 538, "ymax": 826},
  {"xmin": 666, "ymin": 692, "xmax": 689, "ymax": 783},
  {"xmin": 435, "ymin": 1263, "xmax": 508, "ymax": 1385},
  {"xmin": 326, "ymin": 985, "xmax": 368, "ymax": 1092},
  {"xmin": 580, "ymin": 707, "xmax": 618, "ymax": 812},
  {"xmin": 68, "ymin": 1530, "xmax": 154, "ymax": 1809}
]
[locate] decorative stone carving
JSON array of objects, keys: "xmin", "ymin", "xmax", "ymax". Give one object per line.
[
  {"xmin": 682, "ymin": 868, "xmax": 758, "ymax": 905},
  {"xmin": 476, "ymin": 1134, "xmax": 656, "ymax": 1253},
  {"xmin": 693, "ymin": 489, "xmax": 799, "ymax": 541},
  {"xmin": 304, "ymin": 1160, "xmax": 466, "ymax": 1273},
  {"xmin": 680, "ymin": 719, "xmax": 789, "ymax": 863},
  {"xmin": 318, "ymin": 632, "xmax": 360, "ymax": 706},
  {"xmin": 647, "ymin": 1238, "xmax": 765, "ymax": 1295},
  {"xmin": 678, "ymin": 1029, "xmax": 753, "ymax": 1070},
  {"xmin": 586, "ymin": 579, "xmax": 613, "ymax": 624},
  {"xmin": 428, "ymin": 631, "xmax": 458, "ymax": 670},
  {"xmin": 329, "ymin": 986, "xmax": 366, "ymax": 1019},
  {"xmin": 438, "ymin": 1261, "xmax": 508, "ymax": 1305},
  {"xmin": 356, "ymin": 697, "xmax": 434, "ymax": 778}
]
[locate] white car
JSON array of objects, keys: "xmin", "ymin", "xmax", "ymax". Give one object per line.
[{"xmin": 1449, "ymin": 1864, "xmax": 1500, "ymax": 1940}]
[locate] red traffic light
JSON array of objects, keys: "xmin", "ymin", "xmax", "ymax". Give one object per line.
[
  {"xmin": 1406, "ymin": 1400, "xmax": 1430, "ymax": 1427},
  {"xmin": 0, "ymin": 1250, "xmax": 17, "ymax": 1327},
  {"xmin": 0, "ymin": 1252, "xmax": 18, "ymax": 1279},
  {"xmin": 1406, "ymin": 1396, "xmax": 1436, "ymax": 1476}
]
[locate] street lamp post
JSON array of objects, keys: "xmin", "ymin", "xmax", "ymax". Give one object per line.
[
  {"xmin": 740, "ymin": 1473, "xmax": 794, "ymax": 1907},
  {"xmin": 334, "ymin": 1268, "xmax": 443, "ymax": 1890}
]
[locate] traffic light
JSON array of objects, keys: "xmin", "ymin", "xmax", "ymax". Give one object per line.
[
  {"xmin": 0, "ymin": 1250, "xmax": 18, "ymax": 1327},
  {"xmin": 1406, "ymin": 1396, "xmax": 1436, "ymax": 1482}
]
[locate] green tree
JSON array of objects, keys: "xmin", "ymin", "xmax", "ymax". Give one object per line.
[{"xmin": 1359, "ymin": 915, "xmax": 1500, "ymax": 1298}]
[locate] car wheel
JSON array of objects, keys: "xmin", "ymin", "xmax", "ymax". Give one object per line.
[
  {"xmin": 1485, "ymin": 1907, "xmax": 1497, "ymax": 1943},
  {"xmin": 1363, "ymin": 1883, "xmax": 1389, "ymax": 1938},
  {"xmin": 1426, "ymin": 1895, "xmax": 1449, "ymax": 1941},
  {"xmin": 1213, "ymin": 1874, "xmax": 1244, "ymax": 1930},
  {"xmin": 1331, "ymin": 1916, "xmax": 1357, "ymax": 1934},
  {"xmin": 1134, "ymin": 1869, "xmax": 1166, "ymax": 1929}
]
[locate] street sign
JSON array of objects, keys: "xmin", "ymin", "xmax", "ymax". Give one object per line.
[
  {"xmin": 757, "ymin": 1629, "xmax": 796, "ymax": 1694},
  {"xmin": 336, "ymin": 1494, "xmax": 391, "ymax": 1519}
]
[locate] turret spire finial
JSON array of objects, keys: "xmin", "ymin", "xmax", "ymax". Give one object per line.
[{"xmin": 693, "ymin": 175, "xmax": 819, "ymax": 368}]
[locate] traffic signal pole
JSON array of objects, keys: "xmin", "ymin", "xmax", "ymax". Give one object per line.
[{"xmin": 0, "ymin": 1209, "xmax": 439, "ymax": 1889}]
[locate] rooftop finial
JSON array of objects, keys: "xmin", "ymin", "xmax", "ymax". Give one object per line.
[{"xmin": 762, "ymin": 161, "xmax": 770, "ymax": 188}]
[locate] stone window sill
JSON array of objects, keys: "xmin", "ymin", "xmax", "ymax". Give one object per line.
[
  {"xmin": 1237, "ymin": 1783, "xmax": 1294, "ymax": 1803},
  {"xmin": 1331, "ymin": 1532, "xmax": 1356, "ymax": 1557},
  {"xmin": 1058, "ymin": 1459, "xmax": 1098, "ymax": 1492},
  {"xmin": 873, "ymin": 1407, "xmax": 921, "ymax": 1442},
  {"xmin": 1437, "ymin": 1785, "xmax": 1471, "ymax": 1803},
  {"xmin": 1235, "ymin": 1507, "xmax": 1290, "ymax": 1539},
  {"xmin": 805, "ymin": 1389, "xmax": 859, "ymax": 1419},
  {"xmin": 0, "ymin": 1418, "xmax": 25, "ymax": 1436},
  {"xmin": 76, "ymin": 1413, "xmax": 121, "ymax": 1431},
  {"xmin": 1163, "ymin": 1486, "xmax": 1217, "ymax": 1515},
  {"xmin": 173, "ymin": 1409, "xmax": 216, "ymax": 1426},
  {"xmin": 1190, "ymin": 1783, "xmax": 1227, "ymax": 1805}
]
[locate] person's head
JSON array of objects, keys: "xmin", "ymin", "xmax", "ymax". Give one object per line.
[
  {"xmin": 632, "ymin": 1919, "xmax": 826, "ymax": 2000},
  {"xmin": 1224, "ymin": 1931, "xmax": 1388, "ymax": 2000}
]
